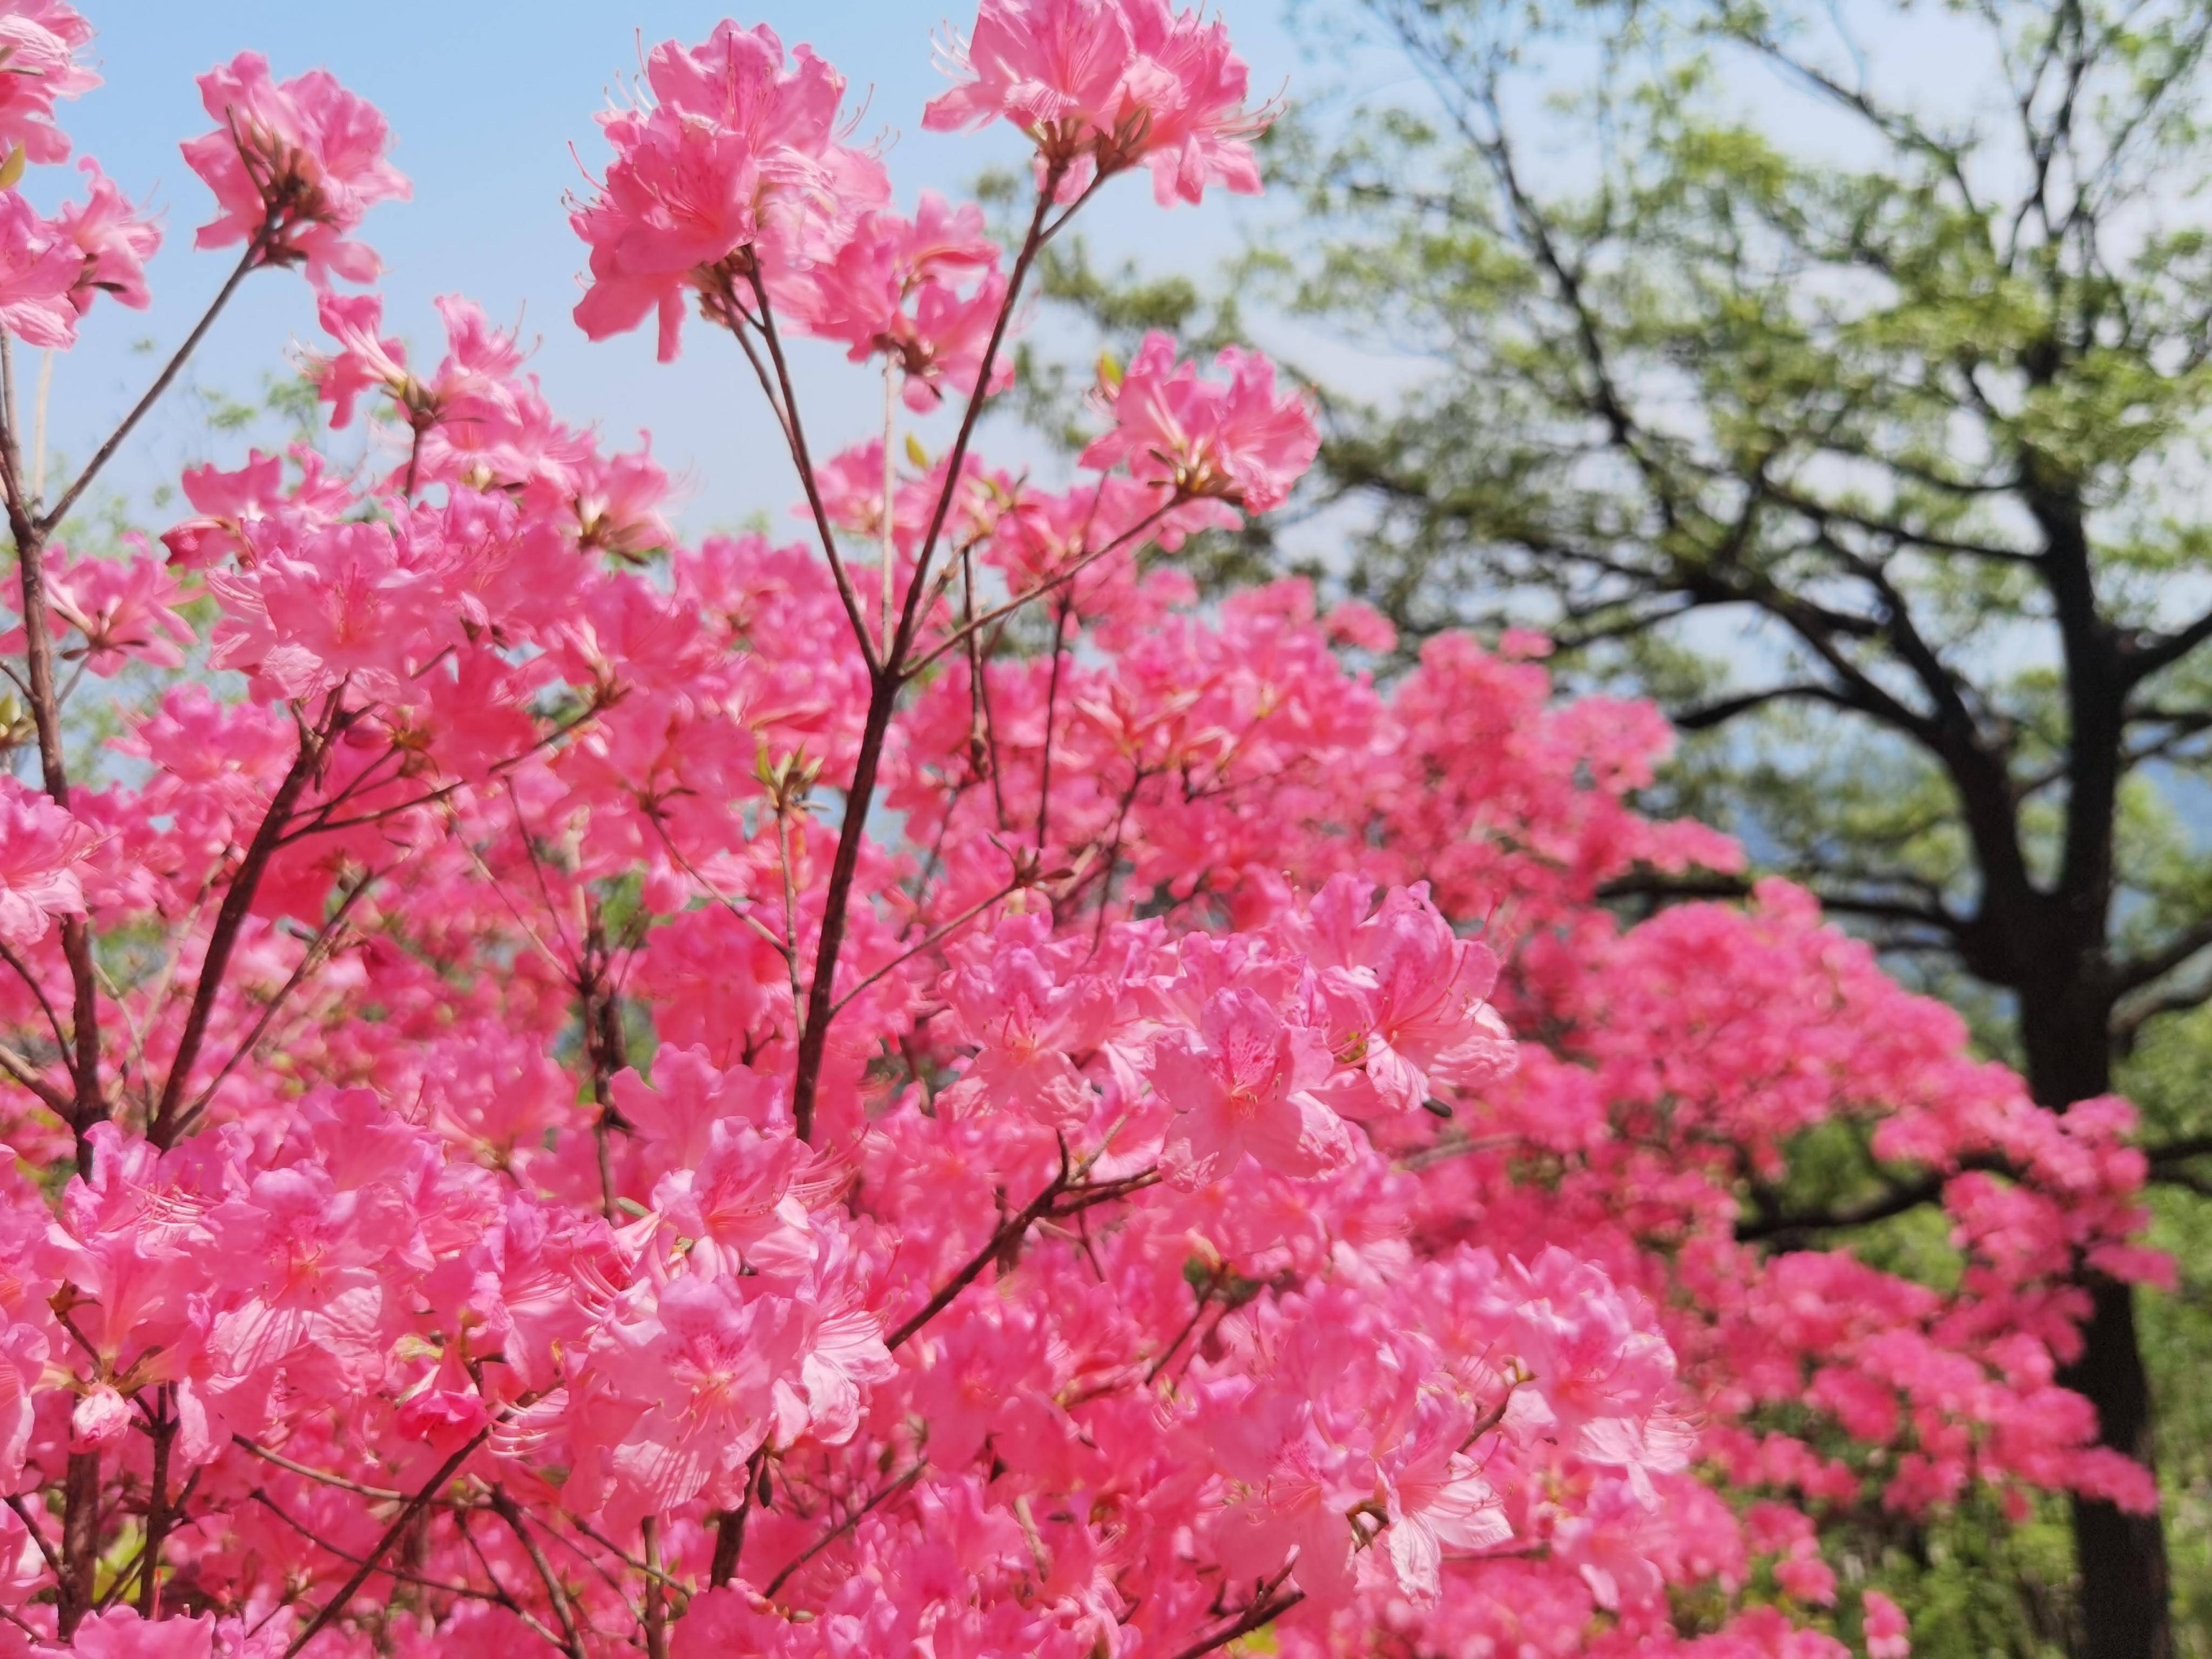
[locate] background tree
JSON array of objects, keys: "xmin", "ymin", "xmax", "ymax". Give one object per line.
[{"xmin": 1039, "ymin": 0, "xmax": 2212, "ymax": 1653}]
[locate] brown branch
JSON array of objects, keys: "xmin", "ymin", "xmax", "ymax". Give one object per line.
[
  {"xmin": 888, "ymin": 1143, "xmax": 1071, "ymax": 1351},
  {"xmin": 137, "ymin": 1389, "xmax": 176, "ymax": 1616},
  {"xmin": 1036, "ymin": 595, "xmax": 1073, "ymax": 848},
  {"xmin": 41, "ymin": 227, "xmax": 272, "ymax": 533},
  {"xmin": 888, "ymin": 164, "xmax": 1067, "ymax": 669},
  {"xmin": 903, "ymin": 501, "xmax": 1177, "ymax": 678},
  {"xmin": 165, "ymin": 863, "xmax": 388, "ymax": 1138},
  {"xmin": 58, "ymin": 1449, "xmax": 96, "ymax": 1637},
  {"xmin": 251, "ymin": 1488, "xmax": 497, "ymax": 1604},
  {"xmin": 2145, "ymin": 1136, "xmax": 2212, "ymax": 1166},
  {"xmin": 2110, "ymin": 915, "xmax": 2212, "ymax": 996},
  {"xmin": 3, "ymin": 1494, "xmax": 59, "ymax": 1582},
  {"xmin": 1168, "ymin": 1584, "xmax": 1305, "ymax": 1659},
  {"xmin": 777, "ymin": 161, "xmax": 1115, "ymax": 1140},
  {"xmin": 725, "ymin": 274, "xmax": 880, "ymax": 674},
  {"xmin": 1733, "ymin": 1158, "xmax": 2014, "ymax": 1244},
  {"xmin": 0, "ymin": 1038, "xmax": 70, "ymax": 1114},
  {"xmin": 762, "ymin": 1464, "xmax": 925, "ymax": 1597},
  {"xmin": 150, "ymin": 702, "xmax": 342, "ymax": 1147},
  {"xmin": 1597, "ymin": 872, "xmax": 1966, "ymax": 935},
  {"xmin": 8, "ymin": 506, "xmax": 103, "ymax": 1157},
  {"xmin": 274, "ymin": 698, "xmax": 602, "ymax": 848},
  {"xmin": 282, "ymin": 1423, "xmax": 493, "ymax": 1656},
  {"xmin": 1147, "ymin": 1265, "xmax": 1226, "ymax": 1383},
  {"xmin": 232, "ymin": 1435, "xmax": 406, "ymax": 1502},
  {"xmin": 830, "ymin": 878, "xmax": 1023, "ymax": 1017},
  {"xmin": 1669, "ymin": 683, "xmax": 1869, "ymax": 731},
  {"xmin": 486, "ymin": 1486, "xmax": 586, "ymax": 1659},
  {"xmin": 0, "ymin": 937, "xmax": 68, "ymax": 1054},
  {"xmin": 640, "ymin": 1515, "xmax": 669, "ymax": 1659},
  {"xmin": 708, "ymin": 1447, "xmax": 767, "ymax": 1590}
]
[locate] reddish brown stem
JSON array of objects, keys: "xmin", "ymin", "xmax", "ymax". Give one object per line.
[
  {"xmin": 887, "ymin": 1144, "xmax": 1069, "ymax": 1351},
  {"xmin": 39, "ymin": 232, "xmax": 269, "ymax": 535},
  {"xmin": 788, "ymin": 675, "xmax": 893, "ymax": 1144},
  {"xmin": 707, "ymin": 1453, "xmax": 764, "ymax": 1589},
  {"xmin": 9, "ymin": 527, "xmax": 103, "ymax": 1164},
  {"xmin": 903, "ymin": 500, "xmax": 1177, "ymax": 678},
  {"xmin": 1035, "ymin": 595, "xmax": 1073, "ymax": 849},
  {"xmin": 282, "ymin": 1424, "xmax": 492, "ymax": 1657},
  {"xmin": 784, "ymin": 172, "xmax": 1071, "ymax": 1139},
  {"xmin": 150, "ymin": 706, "xmax": 340, "ymax": 1146},
  {"xmin": 57, "ymin": 1450, "xmax": 98, "ymax": 1639},
  {"xmin": 487, "ymin": 1486, "xmax": 586, "ymax": 1659},
  {"xmin": 577, "ymin": 907, "xmax": 631, "ymax": 1222},
  {"xmin": 137, "ymin": 1388, "xmax": 175, "ymax": 1616},
  {"xmin": 1169, "ymin": 1579, "xmax": 1304, "ymax": 1659},
  {"xmin": 732, "ymin": 271, "xmax": 881, "ymax": 673},
  {"xmin": 887, "ymin": 167, "xmax": 1065, "ymax": 664},
  {"xmin": 165, "ymin": 864, "xmax": 386, "ymax": 1140},
  {"xmin": 639, "ymin": 1515, "xmax": 668, "ymax": 1659},
  {"xmin": 762, "ymin": 1463, "xmax": 924, "ymax": 1597}
]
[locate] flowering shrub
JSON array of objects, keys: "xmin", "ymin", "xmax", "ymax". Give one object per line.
[{"xmin": 0, "ymin": 4, "xmax": 2165, "ymax": 1657}]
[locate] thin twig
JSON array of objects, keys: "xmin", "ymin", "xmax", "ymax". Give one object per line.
[
  {"xmin": 4, "ymin": 1493, "xmax": 59, "ymax": 1581},
  {"xmin": 487, "ymin": 1486, "xmax": 587, "ymax": 1659},
  {"xmin": 0, "ymin": 1039, "xmax": 69, "ymax": 1113},
  {"xmin": 1168, "ymin": 1578, "xmax": 1304, "ymax": 1659},
  {"xmin": 905, "ymin": 502, "xmax": 1176, "ymax": 678},
  {"xmin": 43, "ymin": 228, "xmax": 271, "ymax": 533},
  {"xmin": 725, "ymin": 276, "xmax": 881, "ymax": 672},
  {"xmin": 830, "ymin": 879, "xmax": 1022, "ymax": 1016},
  {"xmin": 232, "ymin": 1436, "xmax": 407, "ymax": 1502},
  {"xmin": 763, "ymin": 1464, "xmax": 925, "ymax": 1597},
  {"xmin": 887, "ymin": 1143, "xmax": 1070, "ymax": 1351},
  {"xmin": 252, "ymin": 1488, "xmax": 497, "ymax": 1603},
  {"xmin": 282, "ymin": 1424, "xmax": 493, "ymax": 1657},
  {"xmin": 166, "ymin": 862, "xmax": 392, "ymax": 1137},
  {"xmin": 151, "ymin": 698, "xmax": 343, "ymax": 1145}
]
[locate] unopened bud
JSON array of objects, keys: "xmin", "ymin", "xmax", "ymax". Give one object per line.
[{"xmin": 70, "ymin": 1385, "xmax": 130, "ymax": 1453}]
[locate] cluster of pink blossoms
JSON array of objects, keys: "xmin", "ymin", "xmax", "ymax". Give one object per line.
[{"xmin": 0, "ymin": 4, "xmax": 2169, "ymax": 1659}]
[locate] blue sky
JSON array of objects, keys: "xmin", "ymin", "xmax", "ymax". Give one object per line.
[{"xmin": 46, "ymin": 1, "xmax": 1315, "ymax": 537}]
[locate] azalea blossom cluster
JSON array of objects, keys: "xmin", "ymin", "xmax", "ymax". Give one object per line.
[{"xmin": 0, "ymin": 5, "xmax": 2164, "ymax": 1659}]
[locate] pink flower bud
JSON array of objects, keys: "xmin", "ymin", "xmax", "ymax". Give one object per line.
[{"xmin": 70, "ymin": 1385, "xmax": 130, "ymax": 1452}]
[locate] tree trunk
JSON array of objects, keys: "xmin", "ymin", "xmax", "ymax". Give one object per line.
[
  {"xmin": 2021, "ymin": 987, "xmax": 2172, "ymax": 1659},
  {"xmin": 2063, "ymin": 1279, "xmax": 2168, "ymax": 1659}
]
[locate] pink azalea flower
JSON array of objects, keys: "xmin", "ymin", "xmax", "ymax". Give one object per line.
[
  {"xmin": 794, "ymin": 191, "xmax": 1012, "ymax": 409},
  {"xmin": 569, "ymin": 23, "xmax": 887, "ymax": 362},
  {"xmin": 925, "ymin": 0, "xmax": 1273, "ymax": 205},
  {"xmin": 0, "ymin": 187, "xmax": 81, "ymax": 347},
  {"xmin": 573, "ymin": 440, "xmax": 676, "ymax": 557},
  {"xmin": 37, "ymin": 1607, "xmax": 213, "ymax": 1659},
  {"xmin": 38, "ymin": 544, "xmax": 196, "ymax": 675},
  {"xmin": 160, "ymin": 444, "xmax": 352, "ymax": 569},
  {"xmin": 609, "ymin": 1046, "xmax": 788, "ymax": 1170},
  {"xmin": 1863, "ymin": 1589, "xmax": 1912, "ymax": 1658},
  {"xmin": 940, "ymin": 912, "xmax": 1117, "ymax": 1124},
  {"xmin": 1150, "ymin": 986, "xmax": 1352, "ymax": 1184},
  {"xmin": 0, "ymin": 774, "xmax": 93, "ymax": 945},
  {"xmin": 206, "ymin": 516, "xmax": 443, "ymax": 704},
  {"xmin": 652, "ymin": 1115, "xmax": 822, "ymax": 1280},
  {"xmin": 594, "ymin": 1272, "xmax": 879, "ymax": 1526},
  {"xmin": 1380, "ymin": 1395, "xmax": 1513, "ymax": 1602},
  {"xmin": 50, "ymin": 158, "xmax": 159, "ymax": 316},
  {"xmin": 0, "ymin": 1, "xmax": 97, "ymax": 166},
  {"xmin": 302, "ymin": 287, "xmax": 410, "ymax": 428},
  {"xmin": 1297, "ymin": 875, "xmax": 1515, "ymax": 1118},
  {"xmin": 180, "ymin": 51, "xmax": 409, "ymax": 286},
  {"xmin": 1080, "ymin": 331, "xmax": 1318, "ymax": 511}
]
